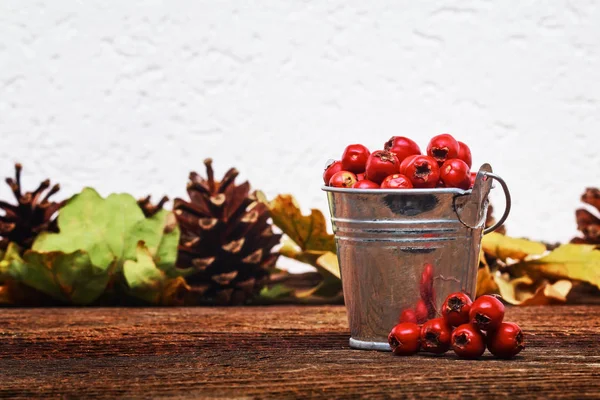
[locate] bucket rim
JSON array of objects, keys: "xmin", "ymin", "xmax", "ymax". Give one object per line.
[{"xmin": 321, "ymin": 185, "xmax": 469, "ymax": 195}]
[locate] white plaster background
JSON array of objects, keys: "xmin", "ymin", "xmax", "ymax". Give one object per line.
[{"xmin": 1, "ymin": 1, "xmax": 599, "ymax": 261}]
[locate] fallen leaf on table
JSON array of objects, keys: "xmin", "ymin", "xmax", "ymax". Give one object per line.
[
  {"xmin": 476, "ymin": 263, "xmax": 500, "ymax": 298},
  {"xmin": 495, "ymin": 274, "xmax": 572, "ymax": 306},
  {"xmin": 512, "ymin": 244, "xmax": 600, "ymax": 289},
  {"xmin": 482, "ymin": 232, "xmax": 547, "ymax": 261}
]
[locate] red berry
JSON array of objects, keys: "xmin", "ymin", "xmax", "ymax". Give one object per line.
[
  {"xmin": 388, "ymin": 322, "xmax": 421, "ymax": 356},
  {"xmin": 341, "ymin": 144, "xmax": 371, "ymax": 173},
  {"xmin": 440, "ymin": 159, "xmax": 471, "ymax": 190},
  {"xmin": 415, "ymin": 299, "xmax": 429, "ymax": 324},
  {"xmin": 329, "ymin": 171, "xmax": 357, "ymax": 188},
  {"xmin": 399, "ymin": 154, "xmax": 419, "ymax": 175},
  {"xmin": 384, "ymin": 136, "xmax": 421, "ymax": 163},
  {"xmin": 469, "ymin": 295, "xmax": 505, "ymax": 332},
  {"xmin": 427, "ymin": 134, "xmax": 459, "ymax": 165},
  {"xmin": 323, "ymin": 160, "xmax": 342, "ymax": 185},
  {"xmin": 420, "ymin": 318, "xmax": 452, "ymax": 354},
  {"xmin": 487, "ymin": 322, "xmax": 524, "ymax": 359},
  {"xmin": 353, "ymin": 179, "xmax": 380, "ymax": 189},
  {"xmin": 404, "ymin": 155, "xmax": 440, "ymax": 189},
  {"xmin": 457, "ymin": 141, "xmax": 472, "ymax": 168},
  {"xmin": 356, "ymin": 173, "xmax": 365, "ymax": 181},
  {"xmin": 365, "ymin": 150, "xmax": 400, "ymax": 184},
  {"xmin": 451, "ymin": 324, "xmax": 486, "ymax": 359},
  {"xmin": 469, "ymin": 172, "xmax": 477, "ymax": 188},
  {"xmin": 399, "ymin": 308, "xmax": 417, "ymax": 324},
  {"xmin": 436, "ymin": 180, "xmax": 445, "ymax": 188},
  {"xmin": 442, "ymin": 292, "xmax": 473, "ymax": 327},
  {"xmin": 380, "ymin": 174, "xmax": 413, "ymax": 189}
]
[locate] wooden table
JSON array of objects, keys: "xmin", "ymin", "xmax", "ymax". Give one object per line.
[{"xmin": 0, "ymin": 306, "xmax": 598, "ymax": 398}]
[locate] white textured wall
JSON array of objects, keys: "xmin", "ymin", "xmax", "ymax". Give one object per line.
[{"xmin": 1, "ymin": 1, "xmax": 600, "ymax": 249}]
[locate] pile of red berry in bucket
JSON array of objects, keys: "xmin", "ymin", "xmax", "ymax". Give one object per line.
[
  {"xmin": 389, "ymin": 290, "xmax": 525, "ymax": 359},
  {"xmin": 323, "ymin": 134, "xmax": 474, "ymax": 189}
]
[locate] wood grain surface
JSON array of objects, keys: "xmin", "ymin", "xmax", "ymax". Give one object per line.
[{"xmin": 0, "ymin": 306, "xmax": 599, "ymax": 399}]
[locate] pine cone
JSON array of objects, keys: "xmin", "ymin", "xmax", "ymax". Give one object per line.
[
  {"xmin": 138, "ymin": 195, "xmax": 169, "ymax": 218},
  {"xmin": 174, "ymin": 159, "xmax": 281, "ymax": 305},
  {"xmin": 572, "ymin": 188, "xmax": 600, "ymax": 244},
  {"xmin": 0, "ymin": 164, "xmax": 64, "ymax": 250}
]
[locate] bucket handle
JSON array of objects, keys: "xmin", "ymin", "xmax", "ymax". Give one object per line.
[{"xmin": 483, "ymin": 172, "xmax": 511, "ymax": 235}]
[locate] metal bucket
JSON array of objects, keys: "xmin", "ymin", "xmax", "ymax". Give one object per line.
[{"xmin": 323, "ymin": 163, "xmax": 511, "ymax": 351}]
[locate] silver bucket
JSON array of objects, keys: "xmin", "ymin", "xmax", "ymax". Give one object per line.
[{"xmin": 322, "ymin": 164, "xmax": 511, "ymax": 351}]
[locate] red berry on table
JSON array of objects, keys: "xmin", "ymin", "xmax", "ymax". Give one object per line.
[
  {"xmin": 329, "ymin": 171, "xmax": 357, "ymax": 188},
  {"xmin": 388, "ymin": 322, "xmax": 421, "ymax": 356},
  {"xmin": 420, "ymin": 318, "xmax": 452, "ymax": 354},
  {"xmin": 451, "ymin": 324, "xmax": 486, "ymax": 359},
  {"xmin": 415, "ymin": 299, "xmax": 429, "ymax": 324},
  {"xmin": 440, "ymin": 159, "xmax": 471, "ymax": 190},
  {"xmin": 487, "ymin": 322, "xmax": 524, "ymax": 359},
  {"xmin": 404, "ymin": 155, "xmax": 440, "ymax": 188},
  {"xmin": 399, "ymin": 154, "xmax": 419, "ymax": 176},
  {"xmin": 380, "ymin": 174, "xmax": 413, "ymax": 189},
  {"xmin": 469, "ymin": 295, "xmax": 505, "ymax": 332},
  {"xmin": 365, "ymin": 150, "xmax": 400, "ymax": 184},
  {"xmin": 341, "ymin": 144, "xmax": 371, "ymax": 173},
  {"xmin": 384, "ymin": 136, "xmax": 421, "ymax": 163},
  {"xmin": 399, "ymin": 308, "xmax": 417, "ymax": 324},
  {"xmin": 353, "ymin": 179, "xmax": 380, "ymax": 189},
  {"xmin": 442, "ymin": 292, "xmax": 473, "ymax": 327},
  {"xmin": 323, "ymin": 160, "xmax": 343, "ymax": 185},
  {"xmin": 427, "ymin": 134, "xmax": 459, "ymax": 166},
  {"xmin": 457, "ymin": 141, "xmax": 472, "ymax": 168}
]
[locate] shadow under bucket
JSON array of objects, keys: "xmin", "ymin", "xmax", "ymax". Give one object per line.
[{"xmin": 323, "ymin": 164, "xmax": 511, "ymax": 351}]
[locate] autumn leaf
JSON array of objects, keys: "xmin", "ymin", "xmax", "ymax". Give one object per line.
[
  {"xmin": 512, "ymin": 244, "xmax": 600, "ymax": 289},
  {"xmin": 259, "ymin": 193, "xmax": 336, "ymax": 253},
  {"xmin": 476, "ymin": 264, "xmax": 500, "ymax": 298},
  {"xmin": 494, "ymin": 274, "xmax": 572, "ymax": 306},
  {"xmin": 481, "ymin": 232, "xmax": 547, "ymax": 261}
]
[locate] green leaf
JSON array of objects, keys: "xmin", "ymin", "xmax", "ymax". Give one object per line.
[
  {"xmin": 513, "ymin": 244, "xmax": 600, "ymax": 289},
  {"xmin": 481, "ymin": 232, "xmax": 547, "ymax": 261},
  {"xmin": 7, "ymin": 248, "xmax": 110, "ymax": 305},
  {"xmin": 123, "ymin": 242, "xmax": 189, "ymax": 305},
  {"xmin": 33, "ymin": 188, "xmax": 180, "ymax": 271},
  {"xmin": 259, "ymin": 283, "xmax": 293, "ymax": 300}
]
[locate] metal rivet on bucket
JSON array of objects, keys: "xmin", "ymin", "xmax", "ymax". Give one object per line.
[{"xmin": 322, "ymin": 163, "xmax": 511, "ymax": 351}]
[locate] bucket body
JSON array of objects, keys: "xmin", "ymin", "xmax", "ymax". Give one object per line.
[{"xmin": 323, "ymin": 164, "xmax": 507, "ymax": 350}]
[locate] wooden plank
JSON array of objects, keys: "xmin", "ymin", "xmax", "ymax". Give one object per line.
[{"xmin": 0, "ymin": 306, "xmax": 598, "ymax": 399}]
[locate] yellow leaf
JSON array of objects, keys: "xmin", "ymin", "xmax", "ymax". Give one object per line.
[
  {"xmin": 260, "ymin": 194, "xmax": 336, "ymax": 253},
  {"xmin": 476, "ymin": 264, "xmax": 499, "ymax": 297},
  {"xmin": 495, "ymin": 274, "xmax": 572, "ymax": 306},
  {"xmin": 513, "ymin": 244, "xmax": 600, "ymax": 289},
  {"xmin": 481, "ymin": 232, "xmax": 547, "ymax": 261}
]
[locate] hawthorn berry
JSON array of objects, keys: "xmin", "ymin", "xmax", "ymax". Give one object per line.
[
  {"xmin": 451, "ymin": 324, "xmax": 486, "ymax": 359},
  {"xmin": 469, "ymin": 295, "xmax": 505, "ymax": 332},
  {"xmin": 399, "ymin": 154, "xmax": 419, "ymax": 176},
  {"xmin": 388, "ymin": 322, "xmax": 421, "ymax": 356},
  {"xmin": 329, "ymin": 171, "xmax": 357, "ymax": 188},
  {"xmin": 384, "ymin": 136, "xmax": 421, "ymax": 163},
  {"xmin": 323, "ymin": 160, "xmax": 342, "ymax": 185},
  {"xmin": 365, "ymin": 150, "xmax": 400, "ymax": 184},
  {"xmin": 457, "ymin": 141, "xmax": 472, "ymax": 168},
  {"xmin": 380, "ymin": 174, "xmax": 413, "ymax": 189},
  {"xmin": 420, "ymin": 318, "xmax": 452, "ymax": 354},
  {"xmin": 353, "ymin": 179, "xmax": 380, "ymax": 189},
  {"xmin": 442, "ymin": 292, "xmax": 473, "ymax": 327},
  {"xmin": 440, "ymin": 159, "xmax": 471, "ymax": 190},
  {"xmin": 487, "ymin": 322, "xmax": 524, "ymax": 359},
  {"xmin": 427, "ymin": 134, "xmax": 459, "ymax": 166},
  {"xmin": 403, "ymin": 155, "xmax": 440, "ymax": 188},
  {"xmin": 342, "ymin": 144, "xmax": 371, "ymax": 173}
]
